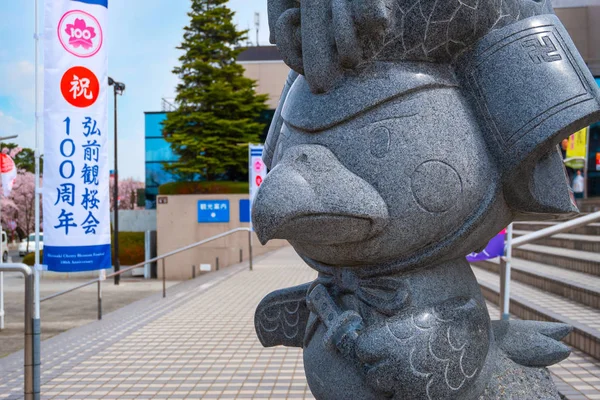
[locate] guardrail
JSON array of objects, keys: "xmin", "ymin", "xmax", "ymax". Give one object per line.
[
  {"xmin": 40, "ymin": 227, "xmax": 254, "ymax": 321},
  {"xmin": 499, "ymin": 211, "xmax": 600, "ymax": 319},
  {"xmin": 0, "ymin": 263, "xmax": 39, "ymax": 400}
]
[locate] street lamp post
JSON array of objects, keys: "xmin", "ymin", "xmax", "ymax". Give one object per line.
[{"xmin": 108, "ymin": 78, "xmax": 125, "ymax": 285}]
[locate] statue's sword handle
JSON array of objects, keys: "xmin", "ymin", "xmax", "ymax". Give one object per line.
[{"xmin": 307, "ymin": 284, "xmax": 364, "ymax": 357}]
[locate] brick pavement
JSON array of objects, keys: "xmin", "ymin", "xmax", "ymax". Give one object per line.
[{"xmin": 0, "ymin": 247, "xmax": 598, "ymax": 399}]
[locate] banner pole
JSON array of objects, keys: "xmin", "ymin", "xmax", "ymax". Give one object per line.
[
  {"xmin": 33, "ymin": 0, "xmax": 42, "ymax": 397},
  {"xmin": 34, "ymin": 0, "xmax": 41, "ymax": 321}
]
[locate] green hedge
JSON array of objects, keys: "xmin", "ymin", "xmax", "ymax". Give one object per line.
[
  {"xmin": 159, "ymin": 181, "xmax": 249, "ymax": 195},
  {"xmin": 22, "ymin": 251, "xmax": 42, "ymax": 266},
  {"xmin": 112, "ymin": 232, "xmax": 145, "ymax": 266},
  {"xmin": 22, "ymin": 232, "xmax": 145, "ymax": 267}
]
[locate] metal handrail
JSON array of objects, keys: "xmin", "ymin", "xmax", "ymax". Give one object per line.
[
  {"xmin": 40, "ymin": 228, "xmax": 254, "ymax": 313},
  {"xmin": 500, "ymin": 210, "xmax": 600, "ymax": 320},
  {"xmin": 511, "ymin": 211, "xmax": 600, "ymax": 248},
  {"xmin": 0, "ymin": 263, "xmax": 38, "ymax": 399}
]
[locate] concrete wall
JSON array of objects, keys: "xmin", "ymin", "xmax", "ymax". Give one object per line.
[
  {"xmin": 156, "ymin": 194, "xmax": 288, "ymax": 280},
  {"xmin": 110, "ymin": 210, "xmax": 157, "ymax": 232},
  {"xmin": 240, "ymin": 61, "xmax": 290, "ymax": 109},
  {"xmin": 556, "ymin": 6, "xmax": 600, "ymax": 76}
]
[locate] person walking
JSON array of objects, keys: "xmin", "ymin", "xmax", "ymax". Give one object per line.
[{"xmin": 573, "ymin": 170, "xmax": 585, "ymax": 207}]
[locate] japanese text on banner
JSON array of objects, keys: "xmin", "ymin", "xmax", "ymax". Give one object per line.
[{"xmin": 43, "ymin": 0, "xmax": 111, "ymax": 272}]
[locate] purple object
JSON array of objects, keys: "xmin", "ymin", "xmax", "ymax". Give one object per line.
[{"xmin": 467, "ymin": 231, "xmax": 506, "ymax": 262}]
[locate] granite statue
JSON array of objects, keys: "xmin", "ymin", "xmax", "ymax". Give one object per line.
[{"xmin": 252, "ymin": 1, "xmax": 600, "ymax": 398}]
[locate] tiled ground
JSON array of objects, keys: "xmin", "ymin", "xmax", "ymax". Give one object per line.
[{"xmin": 0, "ymin": 247, "xmax": 599, "ymax": 399}]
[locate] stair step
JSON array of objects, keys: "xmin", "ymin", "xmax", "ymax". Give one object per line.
[
  {"xmin": 513, "ymin": 229, "xmax": 600, "ymax": 253},
  {"xmin": 512, "ymin": 244, "xmax": 600, "ymax": 277},
  {"xmin": 513, "ymin": 221, "xmax": 600, "ymax": 236},
  {"xmin": 473, "ymin": 266, "xmax": 600, "ymax": 360},
  {"xmin": 473, "ymin": 257, "xmax": 600, "ymax": 309}
]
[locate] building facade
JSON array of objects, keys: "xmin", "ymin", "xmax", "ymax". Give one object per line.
[
  {"xmin": 145, "ymin": 112, "xmax": 177, "ymax": 208},
  {"xmin": 146, "ymin": 7, "xmax": 600, "ymax": 204},
  {"xmin": 144, "ymin": 47, "xmax": 289, "ymax": 208}
]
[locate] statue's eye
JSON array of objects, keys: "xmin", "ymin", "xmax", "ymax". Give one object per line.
[
  {"xmin": 411, "ymin": 161, "xmax": 463, "ymax": 213},
  {"xmin": 370, "ymin": 127, "xmax": 391, "ymax": 158}
]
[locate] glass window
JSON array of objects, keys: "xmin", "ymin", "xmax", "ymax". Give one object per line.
[
  {"xmin": 145, "ymin": 138, "xmax": 179, "ymax": 163},
  {"xmin": 145, "ymin": 163, "xmax": 177, "ymax": 189},
  {"xmin": 145, "ymin": 113, "xmax": 168, "ymax": 138}
]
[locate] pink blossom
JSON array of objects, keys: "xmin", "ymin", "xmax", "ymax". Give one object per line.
[
  {"xmin": 9, "ymin": 147, "xmax": 23, "ymax": 159},
  {"xmin": 2, "ymin": 171, "xmax": 42, "ymax": 241},
  {"xmin": 109, "ymin": 178, "xmax": 145, "ymax": 210}
]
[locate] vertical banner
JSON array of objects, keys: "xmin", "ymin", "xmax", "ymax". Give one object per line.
[
  {"xmin": 44, "ymin": 0, "xmax": 111, "ymax": 272},
  {"xmin": 564, "ymin": 127, "xmax": 588, "ymax": 170},
  {"xmin": 249, "ymin": 145, "xmax": 265, "ymax": 220}
]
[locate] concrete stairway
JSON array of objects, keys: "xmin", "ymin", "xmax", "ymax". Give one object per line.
[{"xmin": 471, "ymin": 220, "xmax": 600, "ymax": 361}]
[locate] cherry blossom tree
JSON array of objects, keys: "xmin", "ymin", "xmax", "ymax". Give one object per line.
[
  {"xmin": 8, "ymin": 171, "xmax": 42, "ymax": 251},
  {"xmin": 109, "ymin": 178, "xmax": 144, "ymax": 210}
]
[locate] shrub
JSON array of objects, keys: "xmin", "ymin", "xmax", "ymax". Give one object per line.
[
  {"xmin": 22, "ymin": 251, "xmax": 42, "ymax": 266},
  {"xmin": 112, "ymin": 232, "xmax": 145, "ymax": 266},
  {"xmin": 21, "ymin": 233, "xmax": 146, "ymax": 267},
  {"xmin": 159, "ymin": 181, "xmax": 249, "ymax": 195}
]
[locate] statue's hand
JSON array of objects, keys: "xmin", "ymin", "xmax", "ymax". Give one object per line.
[{"xmin": 306, "ymin": 284, "xmax": 363, "ymax": 358}]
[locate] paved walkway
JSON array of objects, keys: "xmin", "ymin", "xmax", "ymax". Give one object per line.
[
  {"xmin": 0, "ymin": 274, "xmax": 180, "ymax": 358},
  {"xmin": 0, "ymin": 247, "xmax": 598, "ymax": 399}
]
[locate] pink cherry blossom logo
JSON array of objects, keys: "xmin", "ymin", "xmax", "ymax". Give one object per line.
[
  {"xmin": 58, "ymin": 10, "xmax": 103, "ymax": 58},
  {"xmin": 66, "ymin": 18, "xmax": 96, "ymax": 49}
]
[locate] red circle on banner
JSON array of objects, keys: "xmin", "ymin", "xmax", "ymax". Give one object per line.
[
  {"xmin": 60, "ymin": 66, "xmax": 100, "ymax": 108},
  {"xmin": 0, "ymin": 154, "xmax": 14, "ymax": 174},
  {"xmin": 255, "ymin": 176, "xmax": 263, "ymax": 187}
]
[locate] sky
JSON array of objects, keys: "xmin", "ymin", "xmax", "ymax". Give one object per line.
[{"xmin": 0, "ymin": 0, "xmax": 271, "ymax": 181}]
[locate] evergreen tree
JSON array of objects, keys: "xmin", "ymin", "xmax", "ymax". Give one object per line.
[{"xmin": 163, "ymin": 0, "xmax": 268, "ymax": 181}]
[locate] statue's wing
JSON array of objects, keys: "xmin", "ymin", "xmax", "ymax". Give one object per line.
[
  {"xmin": 492, "ymin": 320, "xmax": 571, "ymax": 367},
  {"xmin": 356, "ymin": 297, "xmax": 490, "ymax": 400},
  {"xmin": 255, "ymin": 282, "xmax": 311, "ymax": 348}
]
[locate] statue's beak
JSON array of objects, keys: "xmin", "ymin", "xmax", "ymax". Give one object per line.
[{"xmin": 252, "ymin": 145, "xmax": 389, "ymax": 245}]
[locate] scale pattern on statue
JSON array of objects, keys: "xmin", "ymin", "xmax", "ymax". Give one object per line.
[{"xmin": 372, "ymin": 0, "xmax": 552, "ymax": 62}]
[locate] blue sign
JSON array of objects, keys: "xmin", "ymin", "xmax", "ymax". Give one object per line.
[
  {"xmin": 198, "ymin": 200, "xmax": 230, "ymax": 223},
  {"xmin": 240, "ymin": 199, "xmax": 251, "ymax": 223}
]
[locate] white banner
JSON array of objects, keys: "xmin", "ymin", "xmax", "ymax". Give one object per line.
[
  {"xmin": 249, "ymin": 145, "xmax": 265, "ymax": 204},
  {"xmin": 248, "ymin": 145, "xmax": 265, "ymax": 228},
  {"xmin": 43, "ymin": 0, "xmax": 111, "ymax": 272}
]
